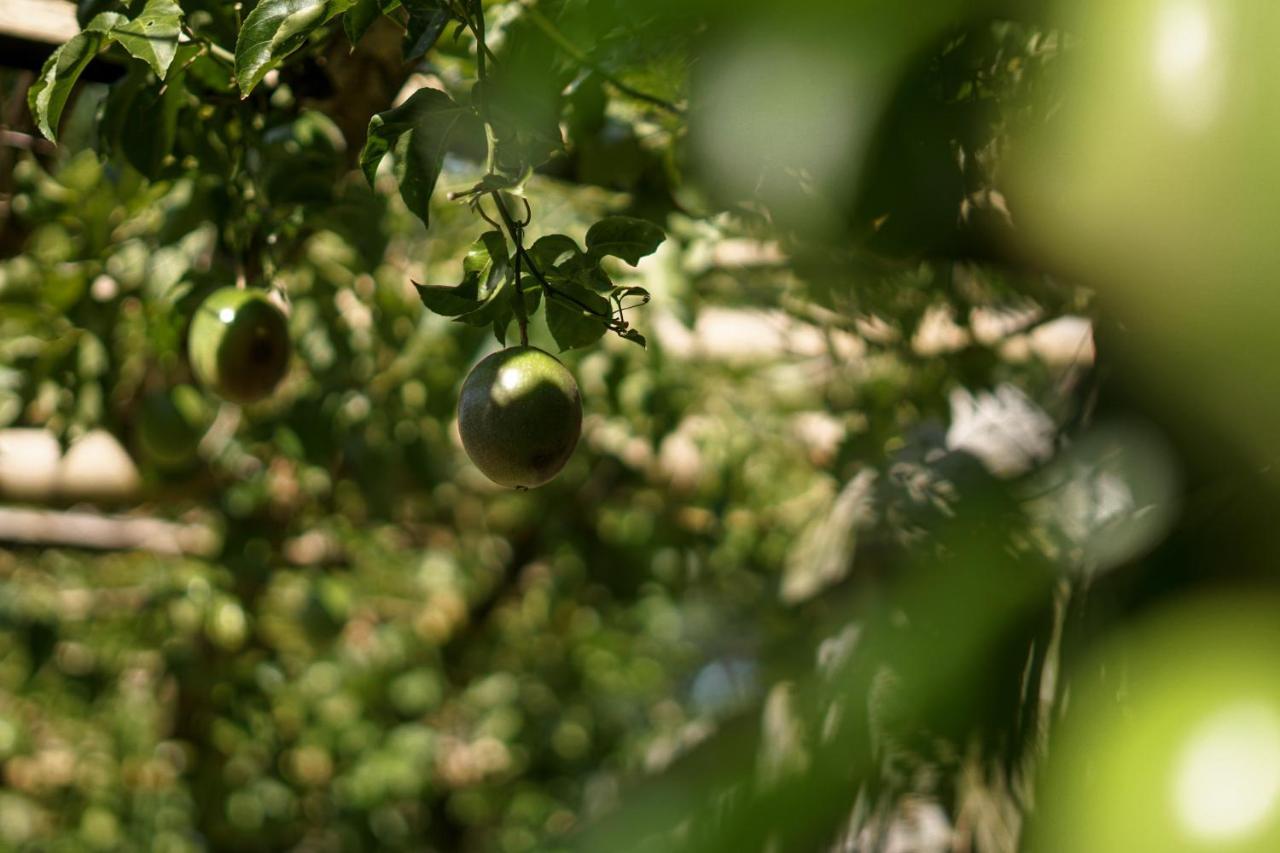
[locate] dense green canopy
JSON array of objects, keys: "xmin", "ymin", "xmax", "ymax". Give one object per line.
[{"xmin": 2, "ymin": 1, "xmax": 1280, "ymax": 851}]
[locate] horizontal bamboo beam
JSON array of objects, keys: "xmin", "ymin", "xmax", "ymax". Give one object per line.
[
  {"xmin": 0, "ymin": 507, "xmax": 218, "ymax": 556},
  {"xmin": 0, "ymin": 0, "xmax": 77, "ymax": 45},
  {"xmin": 0, "ymin": 0, "xmax": 123, "ymax": 82}
]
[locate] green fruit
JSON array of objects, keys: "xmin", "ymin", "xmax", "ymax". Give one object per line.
[
  {"xmin": 458, "ymin": 347, "xmax": 583, "ymax": 489},
  {"xmin": 188, "ymin": 287, "xmax": 291, "ymax": 404},
  {"xmin": 137, "ymin": 384, "xmax": 210, "ymax": 469}
]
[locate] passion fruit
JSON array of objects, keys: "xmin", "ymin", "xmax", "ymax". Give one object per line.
[
  {"xmin": 187, "ymin": 287, "xmax": 290, "ymax": 404},
  {"xmin": 458, "ymin": 346, "xmax": 582, "ymax": 488}
]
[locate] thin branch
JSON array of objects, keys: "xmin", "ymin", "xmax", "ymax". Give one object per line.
[{"xmin": 181, "ymin": 23, "xmax": 235, "ymax": 68}]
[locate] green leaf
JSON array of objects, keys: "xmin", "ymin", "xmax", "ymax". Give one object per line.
[
  {"xmin": 484, "ymin": 285, "xmax": 539, "ymax": 346},
  {"xmin": 520, "ymin": 278, "xmax": 542, "ymax": 316},
  {"xmin": 413, "ymin": 231, "xmax": 507, "ymax": 319},
  {"xmin": 586, "ymin": 216, "xmax": 666, "ymax": 265},
  {"xmin": 546, "ymin": 278, "xmax": 610, "ymax": 351},
  {"xmin": 76, "ymin": 0, "xmax": 119, "ymax": 29},
  {"xmin": 100, "ymin": 59, "xmax": 189, "ymax": 179},
  {"xmin": 621, "ymin": 328, "xmax": 647, "ymax": 349},
  {"xmin": 454, "ymin": 232, "xmax": 512, "ymax": 339},
  {"xmin": 402, "ymin": 0, "xmax": 450, "ymax": 61},
  {"xmin": 344, "ymin": 0, "xmax": 378, "ymax": 44},
  {"xmin": 467, "ymin": 231, "xmax": 510, "ymax": 303},
  {"xmin": 414, "ymin": 281, "xmax": 478, "ymax": 317},
  {"xmin": 235, "ymin": 0, "xmax": 353, "ymax": 96},
  {"xmin": 561, "ymin": 253, "xmax": 613, "ymax": 292},
  {"xmin": 527, "ymin": 234, "xmax": 580, "ymax": 270},
  {"xmin": 504, "ymin": 274, "xmax": 541, "ymax": 342},
  {"xmin": 344, "ymin": 0, "xmax": 400, "ymax": 45},
  {"xmin": 111, "ymin": 0, "xmax": 183, "ymax": 78},
  {"xmin": 613, "ymin": 285, "xmax": 652, "ymax": 307},
  {"xmin": 28, "ymin": 13, "xmax": 123, "ymax": 141},
  {"xmin": 360, "ymin": 88, "xmax": 470, "ymax": 227}
]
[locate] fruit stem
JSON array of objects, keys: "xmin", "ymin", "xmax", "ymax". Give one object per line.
[{"xmin": 513, "ymin": 227, "xmax": 529, "ymax": 346}]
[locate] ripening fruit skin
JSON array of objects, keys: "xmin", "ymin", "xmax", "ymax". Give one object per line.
[
  {"xmin": 188, "ymin": 287, "xmax": 290, "ymax": 404},
  {"xmin": 458, "ymin": 347, "xmax": 582, "ymax": 489},
  {"xmin": 136, "ymin": 385, "xmax": 210, "ymax": 469}
]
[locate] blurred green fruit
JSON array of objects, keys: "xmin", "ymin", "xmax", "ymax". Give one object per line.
[
  {"xmin": 458, "ymin": 347, "xmax": 582, "ymax": 489},
  {"xmin": 1031, "ymin": 594, "xmax": 1280, "ymax": 853},
  {"xmin": 187, "ymin": 287, "xmax": 291, "ymax": 404},
  {"xmin": 136, "ymin": 384, "xmax": 210, "ymax": 469},
  {"xmin": 1014, "ymin": 0, "xmax": 1280, "ymax": 457}
]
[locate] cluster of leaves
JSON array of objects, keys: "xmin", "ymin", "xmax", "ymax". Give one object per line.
[
  {"xmin": 412, "ymin": 218, "xmax": 659, "ymax": 350},
  {"xmin": 0, "ymin": 3, "xmax": 1134, "ymax": 853},
  {"xmin": 32, "ymin": 0, "xmax": 669, "ymax": 352},
  {"xmin": 1, "ymin": 132, "xmax": 1037, "ymax": 850}
]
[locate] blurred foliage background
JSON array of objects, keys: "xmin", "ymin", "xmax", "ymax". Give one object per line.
[{"xmin": 2, "ymin": 0, "xmax": 1279, "ymax": 851}]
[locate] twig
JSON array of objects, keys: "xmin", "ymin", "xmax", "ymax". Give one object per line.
[
  {"xmin": 0, "ymin": 128, "xmax": 55, "ymax": 155},
  {"xmin": 181, "ymin": 23, "xmax": 234, "ymax": 68}
]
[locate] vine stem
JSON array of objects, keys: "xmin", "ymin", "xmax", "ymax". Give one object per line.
[
  {"xmin": 466, "ymin": 0, "xmax": 626, "ymax": 342},
  {"xmin": 489, "ymin": 194, "xmax": 627, "ymax": 334},
  {"xmin": 513, "ymin": 228, "xmax": 528, "ymax": 346}
]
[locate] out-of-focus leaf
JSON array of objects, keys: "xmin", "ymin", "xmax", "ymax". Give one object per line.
[
  {"xmin": 102, "ymin": 59, "xmax": 190, "ymax": 179},
  {"xmin": 28, "ymin": 13, "xmax": 124, "ymax": 141},
  {"xmin": 343, "ymin": 0, "xmax": 375, "ymax": 44},
  {"xmin": 402, "ymin": 0, "xmax": 450, "ymax": 61},
  {"xmin": 360, "ymin": 87, "xmax": 469, "ymax": 227},
  {"xmin": 76, "ymin": 0, "xmax": 118, "ymax": 29},
  {"xmin": 586, "ymin": 216, "xmax": 666, "ymax": 265},
  {"xmin": 781, "ymin": 470, "xmax": 876, "ymax": 604},
  {"xmin": 261, "ymin": 111, "xmax": 346, "ymax": 205}
]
